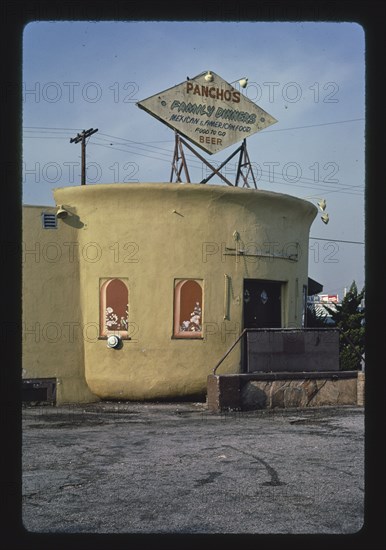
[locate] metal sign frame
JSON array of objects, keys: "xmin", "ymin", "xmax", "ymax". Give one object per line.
[{"xmin": 170, "ymin": 132, "xmax": 258, "ymax": 188}]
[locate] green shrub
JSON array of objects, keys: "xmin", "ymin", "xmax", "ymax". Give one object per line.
[{"xmin": 324, "ymin": 281, "xmax": 365, "ymax": 370}]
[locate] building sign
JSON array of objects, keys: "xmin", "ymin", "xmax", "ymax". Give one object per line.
[
  {"xmin": 136, "ymin": 71, "xmax": 277, "ymax": 155},
  {"xmin": 319, "ymin": 294, "xmax": 339, "ymax": 303},
  {"xmin": 308, "ymin": 294, "xmax": 340, "ymax": 304}
]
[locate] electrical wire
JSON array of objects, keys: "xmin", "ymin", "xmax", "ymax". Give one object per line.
[
  {"xmin": 22, "ymin": 118, "xmax": 365, "ymax": 195},
  {"xmin": 309, "ymin": 237, "xmax": 364, "ymax": 244},
  {"xmin": 262, "ymin": 118, "xmax": 365, "ymax": 133},
  {"xmin": 24, "ymin": 133, "xmax": 365, "ymax": 196},
  {"xmin": 22, "ymin": 125, "xmax": 367, "ymax": 247}
]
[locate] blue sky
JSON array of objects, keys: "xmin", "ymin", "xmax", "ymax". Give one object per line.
[{"xmin": 22, "ymin": 21, "xmax": 365, "ymax": 298}]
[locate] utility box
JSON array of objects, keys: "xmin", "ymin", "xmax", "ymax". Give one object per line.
[
  {"xmin": 247, "ymin": 329, "xmax": 339, "ymax": 373},
  {"xmin": 22, "ymin": 378, "xmax": 57, "ymax": 404}
]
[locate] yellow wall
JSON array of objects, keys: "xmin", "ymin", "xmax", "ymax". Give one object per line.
[
  {"xmin": 44, "ymin": 183, "xmax": 317, "ymax": 401},
  {"xmin": 22, "ymin": 206, "xmax": 99, "ymax": 403}
]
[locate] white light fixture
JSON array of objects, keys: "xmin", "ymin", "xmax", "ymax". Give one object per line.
[
  {"xmin": 107, "ymin": 334, "xmax": 122, "ymax": 349},
  {"xmin": 56, "ymin": 205, "xmax": 68, "ymax": 219},
  {"xmin": 231, "ymin": 77, "xmax": 248, "ymax": 88},
  {"xmin": 304, "ymin": 196, "xmax": 327, "ymax": 210},
  {"xmin": 204, "ymin": 71, "xmax": 214, "ymax": 82},
  {"xmin": 317, "ymin": 199, "xmax": 327, "ymax": 211},
  {"xmin": 304, "ymin": 197, "xmax": 329, "ymax": 223}
]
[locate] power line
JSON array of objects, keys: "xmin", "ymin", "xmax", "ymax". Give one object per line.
[
  {"xmin": 24, "ymin": 129, "xmax": 364, "ymax": 194},
  {"xmin": 95, "ymin": 134, "xmax": 180, "ymax": 161},
  {"xmin": 310, "ymin": 237, "xmax": 364, "ymax": 244},
  {"xmin": 23, "ymin": 135, "xmax": 365, "ymax": 196},
  {"xmin": 303, "ymin": 183, "xmax": 364, "ymax": 197},
  {"xmin": 92, "ymin": 141, "xmax": 173, "ymax": 164},
  {"xmin": 23, "ymin": 118, "xmax": 365, "ymax": 135},
  {"xmin": 94, "ymin": 137, "xmax": 364, "ymax": 195},
  {"xmin": 22, "ymin": 123, "xmax": 365, "ymax": 195},
  {"xmin": 262, "ymin": 118, "xmax": 365, "ymax": 133},
  {"xmin": 95, "ymin": 132, "xmax": 364, "ymax": 192},
  {"xmin": 96, "ymin": 133, "xmax": 205, "ymax": 168},
  {"xmin": 92, "ymin": 132, "xmax": 365, "ymax": 194},
  {"xmin": 24, "ymin": 126, "xmax": 83, "ymax": 131},
  {"xmin": 24, "ymin": 136, "xmax": 70, "ymax": 140}
]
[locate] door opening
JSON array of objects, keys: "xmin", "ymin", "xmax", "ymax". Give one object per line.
[
  {"xmin": 242, "ymin": 279, "xmax": 282, "ymax": 370},
  {"xmin": 243, "ymin": 279, "xmax": 282, "ymax": 329}
]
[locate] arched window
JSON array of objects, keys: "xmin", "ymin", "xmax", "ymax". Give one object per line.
[
  {"xmin": 173, "ymin": 279, "xmax": 203, "ymax": 338},
  {"xmin": 100, "ymin": 278, "xmax": 129, "ymax": 338}
]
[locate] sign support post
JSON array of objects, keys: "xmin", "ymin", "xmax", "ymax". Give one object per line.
[
  {"xmin": 170, "ymin": 133, "xmax": 258, "ymax": 188},
  {"xmin": 235, "ymin": 139, "xmax": 257, "ymax": 188},
  {"xmin": 170, "ymin": 132, "xmax": 191, "ymax": 183}
]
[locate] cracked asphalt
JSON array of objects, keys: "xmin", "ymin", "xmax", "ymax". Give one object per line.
[{"xmin": 22, "ymin": 402, "xmax": 364, "ymax": 535}]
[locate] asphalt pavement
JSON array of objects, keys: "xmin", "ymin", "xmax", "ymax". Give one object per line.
[{"xmin": 21, "ymin": 400, "xmax": 365, "ymax": 538}]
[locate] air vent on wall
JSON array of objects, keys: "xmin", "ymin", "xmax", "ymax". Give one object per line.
[
  {"xmin": 22, "ymin": 378, "xmax": 57, "ymax": 404},
  {"xmin": 41, "ymin": 212, "xmax": 57, "ymax": 229}
]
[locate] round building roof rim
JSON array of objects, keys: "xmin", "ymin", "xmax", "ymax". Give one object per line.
[{"xmin": 53, "ymin": 182, "xmax": 316, "ymax": 207}]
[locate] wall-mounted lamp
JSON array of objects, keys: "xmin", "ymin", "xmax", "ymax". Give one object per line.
[
  {"xmin": 107, "ymin": 334, "xmax": 122, "ymax": 349},
  {"xmin": 317, "ymin": 199, "xmax": 327, "ymax": 211},
  {"xmin": 204, "ymin": 71, "xmax": 214, "ymax": 82},
  {"xmin": 304, "ymin": 197, "xmax": 329, "ymax": 224},
  {"xmin": 56, "ymin": 205, "xmax": 69, "ymax": 219},
  {"xmin": 231, "ymin": 77, "xmax": 248, "ymax": 88}
]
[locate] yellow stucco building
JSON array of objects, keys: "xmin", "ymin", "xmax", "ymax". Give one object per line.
[{"xmin": 22, "ymin": 183, "xmax": 317, "ymax": 404}]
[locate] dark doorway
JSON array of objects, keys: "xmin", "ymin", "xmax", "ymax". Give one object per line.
[
  {"xmin": 243, "ymin": 279, "xmax": 282, "ymax": 329},
  {"xmin": 242, "ymin": 279, "xmax": 282, "ymax": 372}
]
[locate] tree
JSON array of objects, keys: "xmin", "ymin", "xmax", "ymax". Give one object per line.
[
  {"xmin": 324, "ymin": 281, "xmax": 365, "ymax": 370},
  {"xmin": 306, "ymin": 303, "xmax": 330, "ymax": 327}
]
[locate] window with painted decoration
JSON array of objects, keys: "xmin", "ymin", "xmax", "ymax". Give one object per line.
[
  {"xmin": 100, "ymin": 278, "xmax": 129, "ymax": 338},
  {"xmin": 173, "ymin": 279, "xmax": 203, "ymax": 338}
]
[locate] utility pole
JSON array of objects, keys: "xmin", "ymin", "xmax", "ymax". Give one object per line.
[{"xmin": 70, "ymin": 128, "xmax": 98, "ymax": 185}]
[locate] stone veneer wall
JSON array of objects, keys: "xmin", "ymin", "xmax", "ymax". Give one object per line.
[
  {"xmin": 207, "ymin": 372, "xmax": 361, "ymax": 412},
  {"xmin": 240, "ymin": 377, "xmax": 357, "ymax": 410}
]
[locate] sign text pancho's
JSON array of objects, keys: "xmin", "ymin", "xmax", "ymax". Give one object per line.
[{"xmin": 137, "ymin": 71, "xmax": 277, "ymax": 154}]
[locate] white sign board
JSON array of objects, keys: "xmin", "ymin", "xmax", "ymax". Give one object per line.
[{"xmin": 137, "ymin": 71, "xmax": 278, "ymax": 155}]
